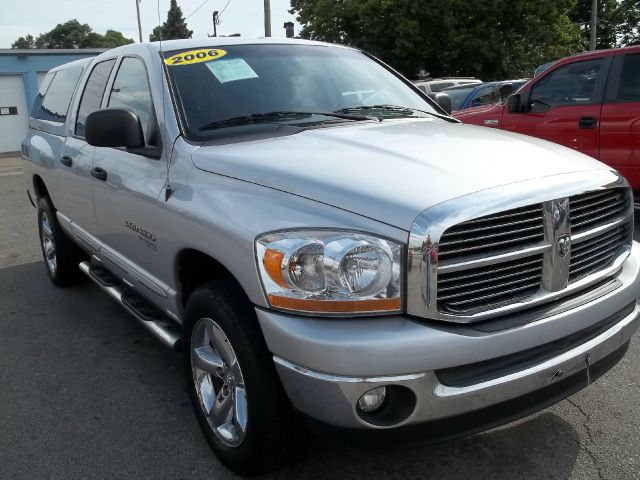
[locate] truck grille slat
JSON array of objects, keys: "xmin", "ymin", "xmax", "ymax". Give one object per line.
[
  {"xmin": 433, "ymin": 187, "xmax": 631, "ymax": 318},
  {"xmin": 438, "ymin": 263, "xmax": 542, "ymax": 291},
  {"xmin": 569, "ymin": 190, "xmax": 626, "ymax": 234},
  {"xmin": 438, "ymin": 273, "xmax": 543, "ymax": 302},
  {"xmin": 437, "ymin": 255, "xmax": 543, "ymax": 314},
  {"xmin": 443, "ymin": 281, "xmax": 541, "ymax": 310},
  {"xmin": 568, "ymin": 225, "xmax": 629, "ymax": 282}
]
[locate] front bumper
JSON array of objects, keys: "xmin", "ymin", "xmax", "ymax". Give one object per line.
[{"xmin": 256, "ymin": 242, "xmax": 640, "ymax": 433}]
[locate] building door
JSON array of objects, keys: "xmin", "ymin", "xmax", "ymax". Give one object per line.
[{"xmin": 0, "ymin": 75, "xmax": 29, "ymax": 153}]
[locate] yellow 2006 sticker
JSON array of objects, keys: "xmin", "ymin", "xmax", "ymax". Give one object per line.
[{"xmin": 164, "ymin": 48, "xmax": 227, "ymax": 66}]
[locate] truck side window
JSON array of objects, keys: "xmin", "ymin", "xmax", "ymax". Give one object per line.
[
  {"xmin": 530, "ymin": 59, "xmax": 602, "ymax": 108},
  {"xmin": 470, "ymin": 86, "xmax": 496, "ymax": 107},
  {"xmin": 32, "ymin": 66, "xmax": 84, "ymax": 124},
  {"xmin": 108, "ymin": 57, "xmax": 154, "ymax": 143},
  {"xmin": 75, "ymin": 59, "xmax": 117, "ymax": 138},
  {"xmin": 617, "ymin": 54, "xmax": 640, "ymax": 102}
]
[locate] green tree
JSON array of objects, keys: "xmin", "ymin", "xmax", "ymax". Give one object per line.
[
  {"xmin": 290, "ymin": 0, "xmax": 583, "ymax": 79},
  {"xmin": 11, "ymin": 20, "xmax": 133, "ymax": 49},
  {"xmin": 570, "ymin": 0, "xmax": 619, "ymax": 49},
  {"xmin": 150, "ymin": 0, "xmax": 193, "ymax": 41},
  {"xmin": 616, "ymin": 0, "xmax": 640, "ymax": 46},
  {"xmin": 11, "ymin": 34, "xmax": 36, "ymax": 49},
  {"xmin": 571, "ymin": 0, "xmax": 640, "ymax": 48}
]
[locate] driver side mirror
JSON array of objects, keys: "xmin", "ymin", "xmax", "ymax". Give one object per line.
[
  {"xmin": 85, "ymin": 108, "xmax": 145, "ymax": 148},
  {"xmin": 507, "ymin": 93, "xmax": 521, "ymax": 113},
  {"xmin": 434, "ymin": 93, "xmax": 452, "ymax": 115}
]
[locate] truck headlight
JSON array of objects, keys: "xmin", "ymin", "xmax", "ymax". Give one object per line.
[{"xmin": 256, "ymin": 230, "xmax": 402, "ymax": 314}]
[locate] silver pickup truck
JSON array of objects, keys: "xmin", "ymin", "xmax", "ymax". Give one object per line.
[{"xmin": 22, "ymin": 38, "xmax": 640, "ymax": 476}]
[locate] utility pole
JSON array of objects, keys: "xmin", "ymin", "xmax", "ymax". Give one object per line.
[
  {"xmin": 264, "ymin": 0, "xmax": 272, "ymax": 37},
  {"xmin": 135, "ymin": 0, "xmax": 143, "ymax": 43},
  {"xmin": 589, "ymin": 0, "xmax": 598, "ymax": 50}
]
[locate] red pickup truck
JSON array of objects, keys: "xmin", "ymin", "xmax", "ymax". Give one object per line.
[{"xmin": 454, "ymin": 46, "xmax": 640, "ymax": 195}]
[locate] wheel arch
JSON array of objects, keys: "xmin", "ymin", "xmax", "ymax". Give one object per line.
[
  {"xmin": 176, "ymin": 248, "xmax": 249, "ymax": 307},
  {"xmin": 32, "ymin": 174, "xmax": 51, "ymax": 204}
]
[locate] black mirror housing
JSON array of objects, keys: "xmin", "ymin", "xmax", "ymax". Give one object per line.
[
  {"xmin": 85, "ymin": 108, "xmax": 145, "ymax": 148},
  {"xmin": 434, "ymin": 93, "xmax": 452, "ymax": 115},
  {"xmin": 507, "ymin": 93, "xmax": 521, "ymax": 113}
]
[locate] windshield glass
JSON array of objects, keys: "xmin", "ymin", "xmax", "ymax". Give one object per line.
[
  {"xmin": 443, "ymin": 87, "xmax": 475, "ymax": 111},
  {"xmin": 164, "ymin": 44, "xmax": 438, "ymax": 140}
]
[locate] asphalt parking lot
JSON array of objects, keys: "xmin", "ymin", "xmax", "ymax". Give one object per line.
[{"xmin": 1, "ymin": 156, "xmax": 639, "ymax": 480}]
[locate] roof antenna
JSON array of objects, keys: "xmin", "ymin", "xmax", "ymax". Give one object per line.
[{"xmin": 155, "ymin": 0, "xmax": 172, "ymax": 202}]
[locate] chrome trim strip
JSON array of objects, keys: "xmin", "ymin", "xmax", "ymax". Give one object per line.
[
  {"xmin": 571, "ymin": 215, "xmax": 628, "ymax": 243},
  {"xmin": 273, "ymin": 356, "xmax": 425, "ymax": 384},
  {"xmin": 407, "ymin": 170, "xmax": 632, "ymax": 323},
  {"xmin": 438, "ymin": 242, "xmax": 550, "ymax": 273},
  {"xmin": 434, "ymin": 301, "xmax": 640, "ymax": 397}
]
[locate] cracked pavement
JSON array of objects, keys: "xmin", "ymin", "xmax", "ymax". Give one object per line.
[{"xmin": 0, "ymin": 157, "xmax": 639, "ymax": 479}]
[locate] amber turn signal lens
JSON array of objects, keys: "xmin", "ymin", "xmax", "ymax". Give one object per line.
[
  {"xmin": 268, "ymin": 295, "xmax": 400, "ymax": 313},
  {"xmin": 263, "ymin": 248, "xmax": 287, "ymax": 288}
]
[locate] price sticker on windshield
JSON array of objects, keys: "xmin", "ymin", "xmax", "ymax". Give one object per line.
[{"xmin": 164, "ymin": 48, "xmax": 227, "ymax": 66}]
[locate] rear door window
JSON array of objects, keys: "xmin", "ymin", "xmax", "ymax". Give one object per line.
[
  {"xmin": 616, "ymin": 54, "xmax": 640, "ymax": 102},
  {"xmin": 75, "ymin": 59, "xmax": 117, "ymax": 138},
  {"xmin": 32, "ymin": 65, "xmax": 84, "ymax": 123}
]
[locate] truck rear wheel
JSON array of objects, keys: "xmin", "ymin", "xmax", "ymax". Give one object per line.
[
  {"xmin": 182, "ymin": 281, "xmax": 302, "ymax": 476},
  {"xmin": 37, "ymin": 196, "xmax": 85, "ymax": 287}
]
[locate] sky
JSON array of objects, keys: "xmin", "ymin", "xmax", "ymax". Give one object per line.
[{"xmin": 0, "ymin": 0, "xmax": 300, "ymax": 48}]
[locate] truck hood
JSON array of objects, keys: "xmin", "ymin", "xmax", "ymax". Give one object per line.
[{"xmin": 192, "ymin": 118, "xmax": 607, "ymax": 230}]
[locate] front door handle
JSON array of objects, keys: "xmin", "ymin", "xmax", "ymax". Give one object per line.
[
  {"xmin": 579, "ymin": 116, "xmax": 597, "ymax": 129},
  {"xmin": 91, "ymin": 167, "xmax": 108, "ymax": 181},
  {"xmin": 60, "ymin": 156, "xmax": 72, "ymax": 167}
]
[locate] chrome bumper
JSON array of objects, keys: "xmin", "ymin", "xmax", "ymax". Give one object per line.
[{"xmin": 257, "ymin": 242, "xmax": 640, "ymax": 430}]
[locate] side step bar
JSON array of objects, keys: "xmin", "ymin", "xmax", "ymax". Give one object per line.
[{"xmin": 79, "ymin": 261, "xmax": 181, "ymax": 350}]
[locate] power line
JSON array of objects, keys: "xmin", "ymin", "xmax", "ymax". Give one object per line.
[
  {"xmin": 217, "ymin": 0, "xmax": 233, "ymax": 20},
  {"xmin": 186, "ymin": 0, "xmax": 209, "ymax": 19}
]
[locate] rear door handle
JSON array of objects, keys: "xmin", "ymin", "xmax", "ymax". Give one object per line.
[
  {"xmin": 60, "ymin": 156, "xmax": 72, "ymax": 167},
  {"xmin": 91, "ymin": 167, "xmax": 108, "ymax": 181},
  {"xmin": 579, "ymin": 116, "xmax": 597, "ymax": 129}
]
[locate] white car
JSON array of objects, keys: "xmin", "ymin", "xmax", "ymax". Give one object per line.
[{"xmin": 413, "ymin": 77, "xmax": 481, "ymax": 94}]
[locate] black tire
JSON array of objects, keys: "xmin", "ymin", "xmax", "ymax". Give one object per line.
[
  {"xmin": 182, "ymin": 280, "xmax": 302, "ymax": 476},
  {"xmin": 37, "ymin": 196, "xmax": 86, "ymax": 287}
]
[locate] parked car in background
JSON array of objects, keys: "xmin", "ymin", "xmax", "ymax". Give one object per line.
[
  {"xmin": 413, "ymin": 77, "xmax": 481, "ymax": 94},
  {"xmin": 443, "ymin": 80, "xmax": 527, "ymax": 111},
  {"xmin": 535, "ymin": 60, "xmax": 558, "ymax": 77},
  {"xmin": 454, "ymin": 46, "xmax": 640, "ymax": 196}
]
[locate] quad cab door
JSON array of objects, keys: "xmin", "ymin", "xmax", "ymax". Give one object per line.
[
  {"xmin": 57, "ymin": 58, "xmax": 117, "ymax": 237},
  {"xmin": 600, "ymin": 53, "xmax": 640, "ymax": 192},
  {"xmin": 501, "ymin": 56, "xmax": 612, "ymax": 159},
  {"xmin": 90, "ymin": 56, "xmax": 169, "ymax": 301}
]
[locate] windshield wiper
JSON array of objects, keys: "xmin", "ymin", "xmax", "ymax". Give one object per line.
[
  {"xmin": 199, "ymin": 111, "xmax": 378, "ymax": 131},
  {"xmin": 336, "ymin": 104, "xmax": 455, "ymax": 122}
]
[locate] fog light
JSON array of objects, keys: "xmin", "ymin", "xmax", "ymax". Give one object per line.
[{"xmin": 357, "ymin": 386, "xmax": 387, "ymax": 413}]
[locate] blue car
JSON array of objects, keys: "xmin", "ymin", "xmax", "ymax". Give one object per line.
[{"xmin": 442, "ymin": 80, "xmax": 528, "ymax": 112}]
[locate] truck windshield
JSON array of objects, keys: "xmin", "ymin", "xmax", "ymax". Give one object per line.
[{"xmin": 163, "ymin": 44, "xmax": 439, "ymax": 140}]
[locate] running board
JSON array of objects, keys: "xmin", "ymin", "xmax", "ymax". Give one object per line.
[{"xmin": 79, "ymin": 261, "xmax": 180, "ymax": 350}]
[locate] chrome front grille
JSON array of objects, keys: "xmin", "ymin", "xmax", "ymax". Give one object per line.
[
  {"xmin": 570, "ymin": 189, "xmax": 627, "ymax": 234},
  {"xmin": 407, "ymin": 171, "xmax": 633, "ymax": 323},
  {"xmin": 438, "ymin": 205, "xmax": 544, "ymax": 260},
  {"xmin": 438, "ymin": 255, "xmax": 543, "ymax": 315},
  {"xmin": 569, "ymin": 224, "xmax": 632, "ymax": 283}
]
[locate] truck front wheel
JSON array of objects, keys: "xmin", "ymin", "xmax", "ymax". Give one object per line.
[{"xmin": 182, "ymin": 281, "xmax": 302, "ymax": 476}]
